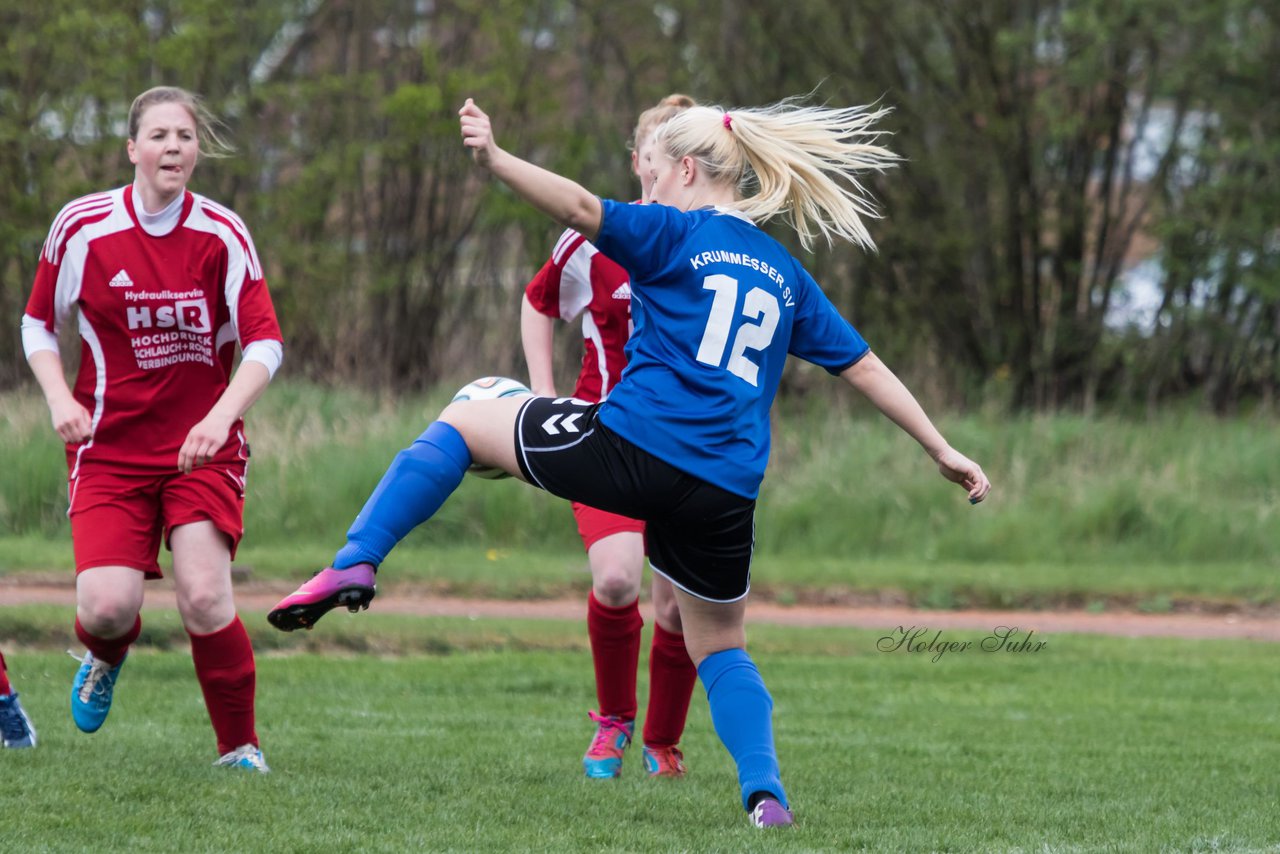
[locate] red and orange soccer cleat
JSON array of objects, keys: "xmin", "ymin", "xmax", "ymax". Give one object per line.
[{"xmin": 641, "ymin": 744, "xmax": 686, "ymax": 778}]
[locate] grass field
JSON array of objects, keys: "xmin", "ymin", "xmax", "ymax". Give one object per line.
[
  {"xmin": 2, "ymin": 608, "xmax": 1278, "ymax": 852},
  {"xmin": 3, "ymin": 383, "xmax": 1278, "ymax": 851}
]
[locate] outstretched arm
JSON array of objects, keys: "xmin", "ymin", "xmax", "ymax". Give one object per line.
[
  {"xmin": 840, "ymin": 352, "xmax": 991, "ymax": 504},
  {"xmin": 459, "ymin": 98, "xmax": 602, "ymax": 241}
]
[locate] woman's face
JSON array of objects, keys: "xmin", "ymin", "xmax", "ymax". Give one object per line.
[
  {"xmin": 127, "ymin": 101, "xmax": 199, "ymax": 209},
  {"xmin": 645, "ymin": 147, "xmax": 687, "ymax": 209}
]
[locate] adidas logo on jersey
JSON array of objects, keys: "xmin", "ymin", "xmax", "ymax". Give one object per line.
[
  {"xmin": 108, "ymin": 269, "xmax": 134, "ymax": 288},
  {"xmin": 611, "ymin": 283, "xmax": 631, "ymax": 300}
]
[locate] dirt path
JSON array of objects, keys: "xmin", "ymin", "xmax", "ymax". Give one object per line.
[{"xmin": 3, "ymin": 579, "xmax": 1278, "ymax": 641}]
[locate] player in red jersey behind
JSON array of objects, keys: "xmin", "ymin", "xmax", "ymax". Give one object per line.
[
  {"xmin": 21, "ymin": 86, "xmax": 283, "ymax": 772},
  {"xmin": 521, "ymin": 95, "xmax": 699, "ymax": 779}
]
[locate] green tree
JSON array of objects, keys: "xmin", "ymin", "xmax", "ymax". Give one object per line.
[
  {"xmin": 1141, "ymin": 1, "xmax": 1280, "ymax": 412},
  {"xmin": 664, "ymin": 0, "xmax": 1277, "ymax": 411},
  {"xmin": 3, "ymin": 0, "xmax": 1274, "ymax": 409}
]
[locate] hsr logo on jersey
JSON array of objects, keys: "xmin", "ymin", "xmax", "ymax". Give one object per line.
[
  {"xmin": 126, "ymin": 299, "xmax": 211, "ymax": 334},
  {"xmin": 108, "ymin": 269, "xmax": 134, "ymax": 288}
]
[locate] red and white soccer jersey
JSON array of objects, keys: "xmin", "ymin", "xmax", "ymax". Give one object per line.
[
  {"xmin": 23, "ymin": 185, "xmax": 282, "ymax": 475},
  {"xmin": 524, "ymin": 228, "xmax": 632, "ymax": 403}
]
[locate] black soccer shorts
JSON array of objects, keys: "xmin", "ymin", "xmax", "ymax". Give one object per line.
[{"xmin": 514, "ymin": 396, "xmax": 756, "ymax": 602}]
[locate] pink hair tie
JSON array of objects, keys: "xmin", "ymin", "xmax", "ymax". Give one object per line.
[{"xmin": 723, "ymin": 113, "xmax": 733, "ymax": 131}]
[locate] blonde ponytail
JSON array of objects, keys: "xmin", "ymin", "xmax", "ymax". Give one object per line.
[{"xmin": 655, "ymin": 98, "xmax": 900, "ymax": 251}]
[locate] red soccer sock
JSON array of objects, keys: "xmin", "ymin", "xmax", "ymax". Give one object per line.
[
  {"xmin": 188, "ymin": 615, "xmax": 258, "ymax": 756},
  {"xmin": 642, "ymin": 622, "xmax": 697, "ymax": 748},
  {"xmin": 587, "ymin": 591, "xmax": 643, "ymax": 721},
  {"xmin": 75, "ymin": 615, "xmax": 141, "ymax": 666},
  {"xmin": 0, "ymin": 650, "xmax": 11, "ymax": 694}
]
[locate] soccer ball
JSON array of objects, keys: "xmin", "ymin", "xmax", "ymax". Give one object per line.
[{"xmin": 450, "ymin": 376, "xmax": 533, "ymax": 479}]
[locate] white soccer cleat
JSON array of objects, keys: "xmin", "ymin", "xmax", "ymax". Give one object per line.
[{"xmin": 215, "ymin": 743, "xmax": 270, "ymax": 773}]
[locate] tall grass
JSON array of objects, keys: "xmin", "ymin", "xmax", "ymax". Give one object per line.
[
  {"xmin": 3, "ymin": 383, "xmax": 1277, "ymax": 568},
  {"xmin": 763, "ymin": 391, "xmax": 1280, "ymax": 564}
]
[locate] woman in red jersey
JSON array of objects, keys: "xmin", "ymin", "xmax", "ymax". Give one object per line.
[
  {"xmin": 21, "ymin": 86, "xmax": 283, "ymax": 772},
  {"xmin": 521, "ymin": 95, "xmax": 699, "ymax": 780}
]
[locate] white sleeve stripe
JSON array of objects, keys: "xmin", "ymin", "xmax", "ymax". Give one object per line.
[
  {"xmin": 21, "ymin": 314, "xmax": 59, "ymax": 357},
  {"xmin": 241, "ymin": 339, "xmax": 283, "ymax": 379},
  {"xmin": 48, "ymin": 192, "xmax": 113, "ymax": 242},
  {"xmin": 199, "ymin": 199, "xmax": 263, "ymax": 279},
  {"xmin": 50, "ymin": 194, "xmax": 113, "ymax": 244},
  {"xmin": 46, "ymin": 197, "xmax": 114, "ymax": 263},
  {"xmin": 551, "ymin": 229, "xmax": 586, "ymax": 266},
  {"xmin": 550, "ymin": 229, "xmax": 576, "ymax": 263},
  {"xmin": 195, "ymin": 199, "xmax": 255, "ymax": 274},
  {"xmin": 216, "ymin": 207, "xmax": 262, "ymax": 279}
]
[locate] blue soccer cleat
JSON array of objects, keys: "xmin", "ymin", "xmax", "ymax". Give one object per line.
[
  {"xmin": 0, "ymin": 692, "xmax": 37, "ymax": 748},
  {"xmin": 582, "ymin": 710, "xmax": 634, "ymax": 779},
  {"xmin": 70, "ymin": 651, "xmax": 126, "ymax": 734}
]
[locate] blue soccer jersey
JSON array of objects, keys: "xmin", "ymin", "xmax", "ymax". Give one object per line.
[{"xmin": 594, "ymin": 199, "xmax": 870, "ymax": 498}]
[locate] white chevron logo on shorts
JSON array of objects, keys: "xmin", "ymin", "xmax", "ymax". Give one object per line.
[
  {"xmin": 108, "ymin": 269, "xmax": 134, "ymax": 288},
  {"xmin": 542, "ymin": 413, "xmax": 583, "ymax": 435},
  {"xmin": 611, "ymin": 283, "xmax": 631, "ymax": 300}
]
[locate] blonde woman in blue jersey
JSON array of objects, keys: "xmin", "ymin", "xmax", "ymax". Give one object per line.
[{"xmin": 272, "ymin": 95, "xmax": 991, "ymax": 829}]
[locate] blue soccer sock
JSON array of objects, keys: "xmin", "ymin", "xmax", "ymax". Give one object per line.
[
  {"xmin": 333, "ymin": 421, "xmax": 471, "ymax": 569},
  {"xmin": 697, "ymin": 647, "xmax": 788, "ymax": 810}
]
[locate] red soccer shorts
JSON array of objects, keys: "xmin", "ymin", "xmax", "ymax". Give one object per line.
[
  {"xmin": 68, "ymin": 464, "xmax": 247, "ymax": 578},
  {"xmin": 571, "ymin": 501, "xmax": 646, "ymax": 553}
]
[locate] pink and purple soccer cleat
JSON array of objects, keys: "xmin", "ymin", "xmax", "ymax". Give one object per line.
[
  {"xmin": 750, "ymin": 797, "xmax": 794, "ymax": 828},
  {"xmin": 267, "ymin": 564, "xmax": 376, "ymax": 631}
]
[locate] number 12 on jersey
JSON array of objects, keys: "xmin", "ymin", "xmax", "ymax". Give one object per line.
[{"xmin": 694, "ymin": 274, "xmax": 780, "ymax": 386}]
